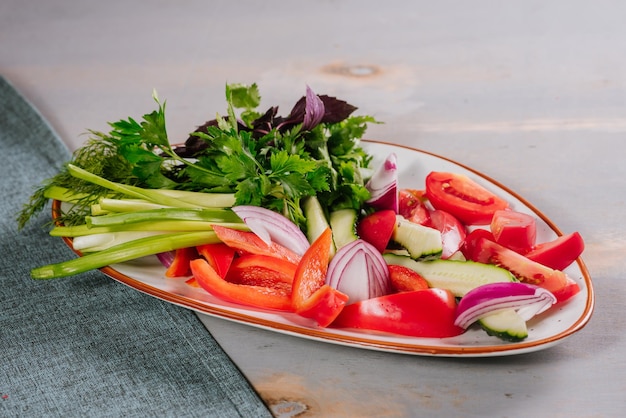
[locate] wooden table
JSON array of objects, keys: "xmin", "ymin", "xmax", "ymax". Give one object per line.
[{"xmin": 3, "ymin": 1, "xmax": 624, "ymax": 416}]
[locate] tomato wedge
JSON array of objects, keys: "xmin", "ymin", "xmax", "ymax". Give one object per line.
[
  {"xmin": 471, "ymin": 237, "xmax": 580, "ymax": 303},
  {"xmin": 398, "ymin": 189, "xmax": 431, "ymax": 225},
  {"xmin": 330, "ymin": 289, "xmax": 464, "ymax": 338},
  {"xmin": 190, "ymin": 258, "xmax": 293, "ymax": 311},
  {"xmin": 356, "ymin": 209, "xmax": 396, "ymax": 253},
  {"xmin": 291, "ymin": 228, "xmax": 348, "ymax": 326},
  {"xmin": 525, "ymin": 232, "xmax": 585, "ymax": 271},
  {"xmin": 425, "ymin": 171, "xmax": 509, "ymax": 225},
  {"xmin": 388, "ymin": 264, "xmax": 429, "ymax": 292},
  {"xmin": 490, "ymin": 210, "xmax": 536, "ymax": 254}
]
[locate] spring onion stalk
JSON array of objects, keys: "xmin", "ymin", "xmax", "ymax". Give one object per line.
[
  {"xmin": 43, "ymin": 186, "xmax": 95, "ymax": 203},
  {"xmin": 86, "ymin": 207, "xmax": 242, "ymax": 228},
  {"xmin": 50, "ymin": 221, "xmax": 249, "ymax": 237},
  {"xmin": 67, "ymin": 164, "xmax": 235, "ymax": 209},
  {"xmin": 31, "ymin": 231, "xmax": 221, "ymax": 279},
  {"xmin": 72, "ymin": 231, "xmax": 168, "ymax": 252},
  {"xmin": 92, "ymin": 198, "xmax": 171, "ymax": 215}
]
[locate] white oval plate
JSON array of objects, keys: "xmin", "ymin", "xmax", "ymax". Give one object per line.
[{"xmin": 57, "ymin": 140, "xmax": 594, "ymax": 357}]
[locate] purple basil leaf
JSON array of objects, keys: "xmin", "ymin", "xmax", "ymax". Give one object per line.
[
  {"xmin": 302, "ymin": 85, "xmax": 325, "ymax": 131},
  {"xmin": 318, "ymin": 95, "xmax": 358, "ymax": 123}
]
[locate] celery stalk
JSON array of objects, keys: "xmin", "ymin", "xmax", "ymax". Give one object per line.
[{"xmin": 31, "ymin": 231, "xmax": 220, "ymax": 279}]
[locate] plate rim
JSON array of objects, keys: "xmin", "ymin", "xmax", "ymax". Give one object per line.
[{"xmin": 52, "ymin": 139, "xmax": 595, "ymax": 357}]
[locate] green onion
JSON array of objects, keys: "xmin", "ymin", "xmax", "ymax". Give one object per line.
[
  {"xmin": 86, "ymin": 207, "xmax": 242, "ymax": 228},
  {"xmin": 31, "ymin": 231, "xmax": 221, "ymax": 279}
]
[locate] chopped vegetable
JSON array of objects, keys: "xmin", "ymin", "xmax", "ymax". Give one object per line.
[
  {"xmin": 471, "ymin": 237, "xmax": 580, "ymax": 303},
  {"xmin": 330, "ymin": 289, "xmax": 464, "ymax": 338},
  {"xmin": 425, "ymin": 171, "xmax": 509, "ymax": 225},
  {"xmin": 231, "ymin": 205, "xmax": 310, "ymax": 256},
  {"xmin": 454, "ymin": 282, "xmax": 557, "ymax": 329},
  {"xmin": 355, "ymin": 209, "xmax": 396, "ymax": 254},
  {"xmin": 525, "ymin": 231, "xmax": 585, "ymax": 270},
  {"xmin": 365, "ymin": 153, "xmax": 398, "ymax": 212},
  {"xmin": 190, "ymin": 258, "xmax": 293, "ymax": 311},
  {"xmin": 490, "ymin": 209, "xmax": 537, "ymax": 254},
  {"xmin": 325, "ymin": 239, "xmax": 390, "ymax": 304},
  {"xmin": 291, "ymin": 228, "xmax": 348, "ymax": 326}
]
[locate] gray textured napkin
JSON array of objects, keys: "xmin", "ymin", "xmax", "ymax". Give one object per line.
[{"xmin": 0, "ymin": 76, "xmax": 273, "ymax": 418}]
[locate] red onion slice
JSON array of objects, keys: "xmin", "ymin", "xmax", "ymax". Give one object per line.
[
  {"xmin": 326, "ymin": 239, "xmax": 390, "ymax": 304},
  {"xmin": 366, "ymin": 153, "xmax": 398, "ymax": 213},
  {"xmin": 454, "ymin": 282, "xmax": 557, "ymax": 329},
  {"xmin": 231, "ymin": 205, "xmax": 310, "ymax": 256}
]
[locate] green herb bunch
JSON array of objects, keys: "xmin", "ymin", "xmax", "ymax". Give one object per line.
[{"xmin": 18, "ymin": 83, "xmax": 378, "ymax": 230}]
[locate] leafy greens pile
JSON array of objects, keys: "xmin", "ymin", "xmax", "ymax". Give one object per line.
[{"xmin": 18, "ymin": 83, "xmax": 378, "ymax": 230}]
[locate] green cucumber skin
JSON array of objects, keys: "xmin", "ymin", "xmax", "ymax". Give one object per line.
[
  {"xmin": 392, "ymin": 217, "xmax": 443, "ymax": 260},
  {"xmin": 478, "ymin": 309, "xmax": 528, "ymax": 342},
  {"xmin": 302, "ymin": 196, "xmax": 330, "ymax": 244},
  {"xmin": 329, "ymin": 208, "xmax": 359, "ymax": 250},
  {"xmin": 383, "ymin": 254, "xmax": 516, "ymax": 297}
]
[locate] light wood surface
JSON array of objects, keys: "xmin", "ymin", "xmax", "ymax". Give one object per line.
[{"xmin": 3, "ymin": 1, "xmax": 624, "ymax": 416}]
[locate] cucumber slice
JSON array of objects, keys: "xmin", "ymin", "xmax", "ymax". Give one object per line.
[
  {"xmin": 383, "ymin": 254, "xmax": 516, "ymax": 297},
  {"xmin": 329, "ymin": 208, "xmax": 358, "ymax": 250},
  {"xmin": 392, "ymin": 216, "xmax": 442, "ymax": 260},
  {"xmin": 478, "ymin": 309, "xmax": 528, "ymax": 342},
  {"xmin": 302, "ymin": 196, "xmax": 336, "ymax": 255}
]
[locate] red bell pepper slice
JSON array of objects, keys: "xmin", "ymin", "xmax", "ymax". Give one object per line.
[
  {"xmin": 293, "ymin": 284, "xmax": 349, "ymax": 327},
  {"xmin": 212, "ymin": 224, "xmax": 301, "ymax": 264},
  {"xmin": 165, "ymin": 247, "xmax": 198, "ymax": 277},
  {"xmin": 331, "ymin": 288, "xmax": 464, "ymax": 338},
  {"xmin": 224, "ymin": 254, "xmax": 297, "ymax": 293},
  {"xmin": 190, "ymin": 258, "xmax": 293, "ymax": 311},
  {"xmin": 196, "ymin": 243, "xmax": 236, "ymax": 278},
  {"xmin": 291, "ymin": 228, "xmax": 348, "ymax": 326}
]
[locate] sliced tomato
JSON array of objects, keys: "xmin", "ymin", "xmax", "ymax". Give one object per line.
[
  {"xmin": 429, "ymin": 209, "xmax": 467, "ymax": 259},
  {"xmin": 165, "ymin": 247, "xmax": 198, "ymax": 277},
  {"xmin": 490, "ymin": 209, "xmax": 536, "ymax": 254},
  {"xmin": 190, "ymin": 258, "xmax": 293, "ymax": 311},
  {"xmin": 471, "ymin": 237, "xmax": 580, "ymax": 303},
  {"xmin": 196, "ymin": 243, "xmax": 236, "ymax": 278},
  {"xmin": 425, "ymin": 171, "xmax": 509, "ymax": 225},
  {"xmin": 460, "ymin": 228, "xmax": 495, "ymax": 260},
  {"xmin": 388, "ymin": 264, "xmax": 429, "ymax": 292},
  {"xmin": 330, "ymin": 289, "xmax": 464, "ymax": 338},
  {"xmin": 525, "ymin": 232, "xmax": 585, "ymax": 271},
  {"xmin": 212, "ymin": 224, "xmax": 301, "ymax": 264},
  {"xmin": 398, "ymin": 189, "xmax": 431, "ymax": 225},
  {"xmin": 356, "ymin": 209, "xmax": 396, "ymax": 253}
]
